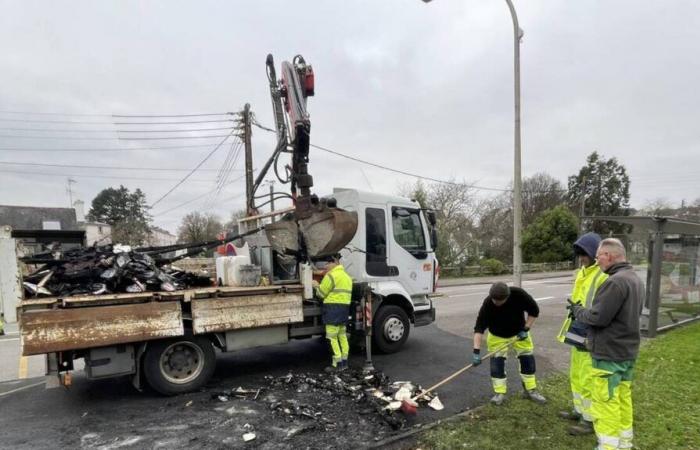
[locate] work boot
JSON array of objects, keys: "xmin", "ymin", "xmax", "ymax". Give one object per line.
[
  {"xmin": 558, "ymin": 410, "xmax": 583, "ymax": 421},
  {"xmin": 568, "ymin": 420, "xmax": 594, "ymax": 436},
  {"xmin": 324, "ymin": 366, "xmax": 337, "ymax": 374},
  {"xmin": 338, "ymin": 360, "xmax": 348, "ymax": 372},
  {"xmin": 525, "ymin": 389, "xmax": 547, "ymax": 404},
  {"xmin": 490, "ymin": 393, "xmax": 505, "ymax": 406}
]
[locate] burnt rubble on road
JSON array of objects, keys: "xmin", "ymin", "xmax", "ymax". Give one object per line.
[
  {"xmin": 21, "ymin": 244, "xmax": 211, "ymax": 298},
  {"xmin": 65, "ymin": 368, "xmax": 443, "ymax": 449},
  {"xmin": 212, "ymin": 368, "xmax": 440, "ymax": 437}
]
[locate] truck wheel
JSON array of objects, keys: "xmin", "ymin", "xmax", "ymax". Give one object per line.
[
  {"xmin": 373, "ymin": 305, "xmax": 410, "ymax": 354},
  {"xmin": 143, "ymin": 335, "xmax": 216, "ymax": 395}
]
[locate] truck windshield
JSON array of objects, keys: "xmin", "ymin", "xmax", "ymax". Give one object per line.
[{"xmin": 391, "ymin": 207, "xmax": 426, "ymax": 255}]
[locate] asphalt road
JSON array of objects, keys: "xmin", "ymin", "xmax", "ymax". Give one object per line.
[{"xmin": 0, "ymin": 276, "xmax": 576, "ymax": 449}]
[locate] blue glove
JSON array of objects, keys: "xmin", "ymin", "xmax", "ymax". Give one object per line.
[
  {"xmin": 517, "ymin": 328, "xmax": 529, "ymax": 341},
  {"xmin": 472, "ymin": 349, "xmax": 482, "ymax": 366}
]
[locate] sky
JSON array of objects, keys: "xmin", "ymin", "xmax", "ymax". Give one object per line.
[{"xmin": 1, "ymin": 0, "xmax": 698, "ymax": 234}]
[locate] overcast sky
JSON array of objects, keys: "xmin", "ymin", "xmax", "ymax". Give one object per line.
[{"xmin": 1, "ymin": 1, "xmax": 698, "ymax": 233}]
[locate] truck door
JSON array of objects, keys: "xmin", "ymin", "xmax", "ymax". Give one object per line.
[{"xmin": 389, "ymin": 206, "xmax": 432, "ymax": 295}]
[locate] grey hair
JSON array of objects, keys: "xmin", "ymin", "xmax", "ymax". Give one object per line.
[{"xmin": 598, "ymin": 238, "xmax": 627, "ymax": 259}]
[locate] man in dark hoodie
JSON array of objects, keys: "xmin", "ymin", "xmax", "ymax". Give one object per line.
[
  {"xmin": 569, "ymin": 238, "xmax": 644, "ymax": 450},
  {"xmin": 557, "ymin": 232, "xmax": 608, "ymax": 436}
]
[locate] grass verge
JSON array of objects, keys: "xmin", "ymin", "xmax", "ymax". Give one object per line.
[{"xmin": 418, "ymin": 321, "xmax": 700, "ymax": 450}]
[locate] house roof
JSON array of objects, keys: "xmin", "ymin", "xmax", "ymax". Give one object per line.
[{"xmin": 0, "ymin": 205, "xmax": 78, "ymax": 231}]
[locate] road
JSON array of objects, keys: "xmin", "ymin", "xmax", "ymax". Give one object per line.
[{"xmin": 0, "ymin": 275, "xmax": 575, "ymax": 449}]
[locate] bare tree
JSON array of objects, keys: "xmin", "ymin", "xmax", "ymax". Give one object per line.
[
  {"xmin": 398, "ymin": 179, "xmax": 479, "ymax": 266},
  {"xmin": 177, "ymin": 212, "xmax": 223, "ymax": 244},
  {"xmin": 639, "ymin": 197, "xmax": 674, "ymax": 216},
  {"xmin": 522, "ymin": 172, "xmax": 566, "ymax": 226}
]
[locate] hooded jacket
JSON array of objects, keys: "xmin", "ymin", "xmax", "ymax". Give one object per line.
[{"xmin": 573, "ymin": 262, "xmax": 645, "ymax": 361}]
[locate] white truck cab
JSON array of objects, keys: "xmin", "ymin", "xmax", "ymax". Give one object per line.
[{"xmin": 332, "ymin": 188, "xmax": 437, "ymax": 353}]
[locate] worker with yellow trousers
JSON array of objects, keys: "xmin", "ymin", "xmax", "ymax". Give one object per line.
[
  {"xmin": 557, "ymin": 232, "xmax": 608, "ymax": 435},
  {"xmin": 472, "ymin": 282, "xmax": 546, "ymax": 406},
  {"xmin": 569, "ymin": 238, "xmax": 644, "ymax": 450},
  {"xmin": 314, "ymin": 253, "xmax": 353, "ymax": 372}
]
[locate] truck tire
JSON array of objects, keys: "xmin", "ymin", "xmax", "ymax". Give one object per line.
[
  {"xmin": 373, "ymin": 305, "xmax": 410, "ymax": 354},
  {"xmin": 143, "ymin": 335, "xmax": 216, "ymax": 395}
]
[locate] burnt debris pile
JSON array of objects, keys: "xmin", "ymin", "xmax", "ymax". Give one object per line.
[{"xmin": 21, "ymin": 244, "xmax": 211, "ymax": 298}]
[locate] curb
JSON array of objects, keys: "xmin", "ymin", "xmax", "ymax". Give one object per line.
[{"xmin": 368, "ymin": 404, "xmax": 487, "ymax": 449}]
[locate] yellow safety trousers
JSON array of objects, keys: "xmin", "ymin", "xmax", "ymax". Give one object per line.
[
  {"xmin": 559, "ymin": 263, "xmax": 607, "ymax": 420},
  {"xmin": 591, "ymin": 359, "xmax": 635, "ymax": 450},
  {"xmin": 487, "ymin": 333, "xmax": 536, "ymax": 394},
  {"xmin": 325, "ymin": 324, "xmax": 349, "ymax": 367}
]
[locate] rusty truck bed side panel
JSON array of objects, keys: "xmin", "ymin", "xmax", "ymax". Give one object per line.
[
  {"xmin": 20, "ymin": 301, "xmax": 183, "ymax": 356},
  {"xmin": 191, "ymin": 293, "xmax": 304, "ymax": 334}
]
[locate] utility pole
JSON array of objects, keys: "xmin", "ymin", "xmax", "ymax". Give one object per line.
[
  {"xmin": 243, "ymin": 103, "xmax": 255, "ymax": 217},
  {"xmin": 66, "ymin": 178, "xmax": 77, "ymax": 208},
  {"xmin": 579, "ymin": 175, "xmax": 587, "ymax": 234},
  {"xmin": 505, "ymin": 0, "xmax": 524, "ymax": 287}
]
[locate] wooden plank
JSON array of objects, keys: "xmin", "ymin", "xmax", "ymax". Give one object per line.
[
  {"xmin": 62, "ymin": 292, "xmax": 155, "ymax": 308},
  {"xmin": 191, "ymin": 293, "xmax": 303, "ymax": 334},
  {"xmin": 18, "ymin": 298, "xmax": 60, "ymax": 312},
  {"xmin": 21, "ymin": 302, "xmax": 183, "ymax": 356}
]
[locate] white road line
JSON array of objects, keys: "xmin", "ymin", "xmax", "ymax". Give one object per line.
[
  {"xmin": 0, "ymin": 381, "xmax": 44, "ymax": 398},
  {"xmin": 535, "ymin": 296, "xmax": 555, "ymax": 302},
  {"xmin": 445, "ymin": 292, "xmax": 484, "ymax": 298},
  {"xmin": 0, "ymin": 338, "xmax": 20, "ymax": 342}
]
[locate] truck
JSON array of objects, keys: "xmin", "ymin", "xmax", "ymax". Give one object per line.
[
  {"xmin": 17, "ymin": 188, "xmax": 436, "ymax": 395},
  {"xmin": 15, "ymin": 54, "xmax": 438, "ymax": 395}
]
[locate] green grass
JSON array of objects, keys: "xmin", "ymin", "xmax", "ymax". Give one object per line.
[{"xmin": 418, "ymin": 321, "xmax": 700, "ymax": 450}]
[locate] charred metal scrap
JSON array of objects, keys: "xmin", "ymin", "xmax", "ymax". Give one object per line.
[
  {"xmin": 215, "ymin": 369, "xmax": 427, "ymax": 430},
  {"xmin": 19, "ymin": 227, "xmax": 265, "ymax": 298},
  {"xmin": 21, "ymin": 244, "xmax": 211, "ymax": 298}
]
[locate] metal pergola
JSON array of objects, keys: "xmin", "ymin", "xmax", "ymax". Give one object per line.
[{"xmin": 585, "ymin": 216, "xmax": 700, "ymax": 337}]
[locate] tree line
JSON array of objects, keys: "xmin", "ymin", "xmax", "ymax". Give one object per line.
[
  {"xmin": 85, "ymin": 151, "xmax": 699, "ymax": 264},
  {"xmin": 403, "ymin": 151, "xmax": 698, "ymax": 267}
]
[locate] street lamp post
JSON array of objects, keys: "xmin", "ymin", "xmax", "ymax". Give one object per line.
[
  {"xmin": 505, "ymin": 0, "xmax": 523, "ymax": 288},
  {"xmin": 422, "ymin": 0, "xmax": 524, "ymax": 286}
]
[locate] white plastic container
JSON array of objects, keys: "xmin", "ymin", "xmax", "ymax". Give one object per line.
[{"xmin": 215, "ymin": 255, "xmax": 251, "ymax": 286}]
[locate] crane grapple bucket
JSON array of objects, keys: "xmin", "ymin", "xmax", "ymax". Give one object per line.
[{"xmin": 265, "ymin": 207, "xmax": 358, "ymax": 258}]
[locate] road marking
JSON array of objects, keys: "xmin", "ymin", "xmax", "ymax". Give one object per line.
[
  {"xmin": 18, "ymin": 356, "xmax": 29, "ymax": 379},
  {"xmin": 0, "ymin": 380, "xmax": 44, "ymax": 398},
  {"xmin": 445, "ymin": 292, "xmax": 483, "ymax": 298},
  {"xmin": 1, "ymin": 337, "xmax": 20, "ymax": 342},
  {"xmin": 535, "ymin": 296, "xmax": 555, "ymax": 302}
]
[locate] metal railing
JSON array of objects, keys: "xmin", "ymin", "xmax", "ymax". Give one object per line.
[{"xmin": 440, "ymin": 261, "xmax": 574, "ymax": 278}]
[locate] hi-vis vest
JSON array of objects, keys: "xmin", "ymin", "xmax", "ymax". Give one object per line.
[
  {"xmin": 557, "ymin": 263, "xmax": 608, "ymax": 343},
  {"xmin": 317, "ymin": 265, "xmax": 353, "ymax": 305}
]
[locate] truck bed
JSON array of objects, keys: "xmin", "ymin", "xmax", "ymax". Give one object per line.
[{"xmin": 18, "ymin": 284, "xmax": 304, "ymax": 356}]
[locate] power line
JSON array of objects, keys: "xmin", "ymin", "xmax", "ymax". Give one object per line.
[
  {"xmin": 309, "ymin": 142, "xmax": 510, "ymax": 192},
  {"xmin": 0, "ymin": 161, "xmax": 228, "ymax": 172},
  {"xmin": 0, "ymin": 117, "xmax": 235, "ymax": 125},
  {"xmin": 251, "ymin": 121, "xmax": 509, "ymax": 192},
  {"xmin": 0, "ymin": 126, "xmax": 234, "ymax": 133},
  {"xmin": 0, "ymin": 134, "xmax": 232, "ymax": 140},
  {"xmin": 151, "ymin": 174, "xmax": 246, "ymax": 217},
  {"xmin": 0, "ymin": 143, "xmax": 227, "ymax": 152},
  {"xmin": 150, "ymin": 131, "xmax": 235, "ymax": 208},
  {"xmin": 112, "ymin": 113, "xmax": 233, "ymax": 118},
  {"xmin": 0, "ymin": 110, "xmax": 232, "ymax": 118},
  {"xmin": 0, "ymin": 168, "xmax": 219, "ymax": 182}
]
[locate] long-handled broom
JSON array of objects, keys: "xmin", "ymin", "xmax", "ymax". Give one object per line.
[{"xmin": 400, "ymin": 337, "xmax": 518, "ymax": 415}]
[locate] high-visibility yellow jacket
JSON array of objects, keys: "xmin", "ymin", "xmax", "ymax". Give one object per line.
[
  {"xmin": 317, "ymin": 264, "xmax": 353, "ymax": 305},
  {"xmin": 558, "ymin": 262, "xmax": 608, "ymax": 342}
]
